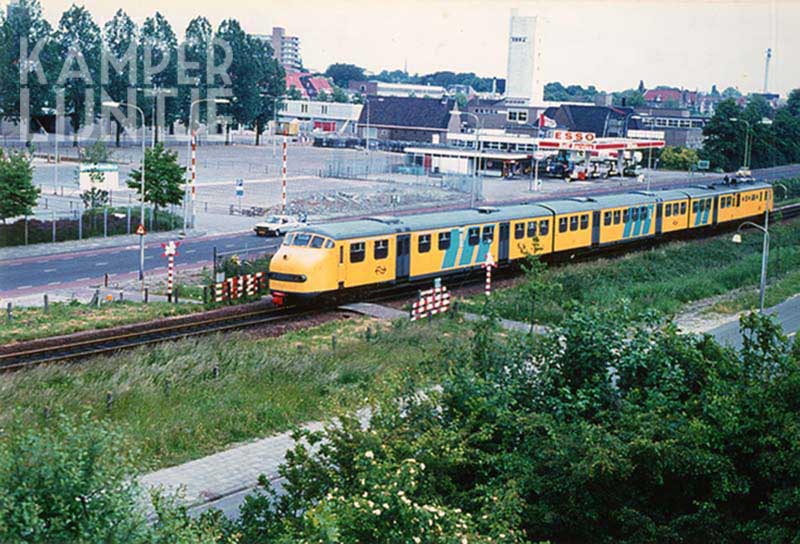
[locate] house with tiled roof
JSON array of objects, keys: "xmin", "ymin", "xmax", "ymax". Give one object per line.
[
  {"xmin": 286, "ymin": 73, "xmax": 333, "ymax": 100},
  {"xmin": 543, "ymin": 104, "xmax": 639, "ymax": 137},
  {"xmin": 356, "ymin": 96, "xmax": 461, "ymax": 144},
  {"xmin": 644, "ymin": 88, "xmax": 698, "ymax": 109}
]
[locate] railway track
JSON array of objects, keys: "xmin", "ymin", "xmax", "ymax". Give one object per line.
[
  {"xmin": 3, "ymin": 202, "xmax": 798, "ymax": 372},
  {"xmin": 0, "ymin": 305, "xmax": 314, "ymax": 371}
]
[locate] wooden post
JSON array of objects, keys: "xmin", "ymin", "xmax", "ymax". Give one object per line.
[{"xmin": 43, "ymin": 294, "xmax": 49, "ymax": 313}]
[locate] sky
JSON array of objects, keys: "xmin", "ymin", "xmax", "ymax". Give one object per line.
[{"xmin": 33, "ymin": 0, "xmax": 800, "ymax": 96}]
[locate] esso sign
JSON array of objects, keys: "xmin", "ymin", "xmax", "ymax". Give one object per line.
[{"xmin": 553, "ymin": 130, "xmax": 596, "ymax": 143}]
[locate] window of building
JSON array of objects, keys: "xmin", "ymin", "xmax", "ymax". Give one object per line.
[
  {"xmin": 613, "ymin": 210, "xmax": 621, "ymax": 224},
  {"xmin": 604, "ymin": 211, "xmax": 612, "ymax": 226},
  {"xmin": 321, "ymin": 105, "xmax": 328, "ymax": 114},
  {"xmin": 418, "ymin": 234, "xmax": 431, "ymax": 253},
  {"xmin": 539, "ymin": 220, "xmax": 549, "ymax": 235},
  {"xmin": 482, "ymin": 225, "xmax": 494, "ymax": 242},
  {"xmin": 350, "ymin": 242, "xmax": 365, "ymax": 263},
  {"xmin": 580, "ymin": 214, "xmax": 589, "ymax": 230},
  {"xmin": 527, "ymin": 221, "xmax": 537, "ymax": 237},
  {"xmin": 468, "ymin": 227, "xmax": 480, "ymax": 246},
  {"xmin": 514, "ymin": 223, "xmax": 525, "ymax": 240},
  {"xmin": 374, "ymin": 239, "xmax": 388, "ymax": 259},
  {"xmin": 300, "ymin": 103, "xmax": 308, "ymax": 113},
  {"xmin": 569, "ymin": 216, "xmax": 579, "ymax": 231},
  {"xmin": 438, "ymin": 232, "xmax": 451, "ymax": 250},
  {"xmin": 559, "ymin": 217, "xmax": 568, "ymax": 233}
]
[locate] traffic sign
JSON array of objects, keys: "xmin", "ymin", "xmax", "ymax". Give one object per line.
[
  {"xmin": 135, "ymin": 224, "xmax": 146, "ymax": 236},
  {"xmin": 235, "ymin": 178, "xmax": 244, "ymax": 197},
  {"xmin": 697, "ymin": 160, "xmax": 710, "ymax": 170},
  {"xmin": 161, "ymin": 240, "xmax": 180, "ymax": 257}
]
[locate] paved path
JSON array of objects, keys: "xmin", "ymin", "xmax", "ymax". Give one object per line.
[{"xmin": 706, "ymin": 295, "xmax": 800, "ymax": 349}]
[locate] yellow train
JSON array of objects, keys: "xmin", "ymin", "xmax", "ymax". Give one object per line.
[{"xmin": 268, "ymin": 181, "xmax": 773, "ymax": 305}]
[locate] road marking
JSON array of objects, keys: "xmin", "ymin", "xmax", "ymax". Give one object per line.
[
  {"xmin": 44, "ymin": 268, "xmax": 57, "ymax": 273},
  {"xmin": 225, "ymin": 244, "xmax": 235, "ymax": 248},
  {"xmin": 48, "ymin": 281, "xmax": 61, "ymax": 285},
  {"xmin": 95, "ymin": 262, "xmax": 108, "ymax": 266},
  {"xmin": 185, "ymin": 249, "xmax": 196, "ymax": 253},
  {"xmin": 76, "ymin": 277, "xmax": 90, "ymax": 281},
  {"xmin": 145, "ymin": 256, "xmax": 154, "ymax": 260},
  {"xmin": 16, "ymin": 285, "xmax": 32, "ymax": 290}
]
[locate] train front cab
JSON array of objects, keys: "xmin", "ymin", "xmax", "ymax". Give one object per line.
[{"xmin": 269, "ymin": 230, "xmax": 343, "ymax": 305}]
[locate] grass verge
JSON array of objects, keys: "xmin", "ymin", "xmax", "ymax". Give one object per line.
[
  {"xmin": 0, "ymin": 300, "xmax": 202, "ymax": 345},
  {"xmin": 464, "ymin": 217, "xmax": 800, "ymax": 324},
  {"xmin": 0, "ymin": 315, "xmax": 464, "ymax": 470}
]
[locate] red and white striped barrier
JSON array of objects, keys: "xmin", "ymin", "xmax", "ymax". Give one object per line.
[
  {"xmin": 161, "ymin": 241, "xmax": 180, "ymax": 301},
  {"xmin": 281, "ymin": 135, "xmax": 287, "ymax": 213},
  {"xmin": 482, "ymin": 252, "xmax": 496, "ymax": 297},
  {"xmin": 212, "ymin": 272, "xmax": 267, "ymax": 303},
  {"xmin": 411, "ymin": 285, "xmax": 451, "ymax": 321}
]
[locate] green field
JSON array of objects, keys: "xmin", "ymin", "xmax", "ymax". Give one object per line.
[{"xmin": 0, "ymin": 315, "xmax": 462, "ymax": 469}]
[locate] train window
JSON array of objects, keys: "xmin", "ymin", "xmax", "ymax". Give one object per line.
[
  {"xmin": 569, "ymin": 216, "xmax": 579, "ymax": 231},
  {"xmin": 631, "ymin": 208, "xmax": 639, "ymax": 221},
  {"xmin": 641, "ymin": 207, "xmax": 648, "ymax": 220},
  {"xmin": 665, "ymin": 205, "xmax": 672, "ymax": 217},
  {"xmin": 468, "ymin": 227, "xmax": 480, "ymax": 246},
  {"xmin": 438, "ymin": 232, "xmax": 451, "ymax": 250},
  {"xmin": 613, "ymin": 210, "xmax": 621, "ymax": 224},
  {"xmin": 350, "ymin": 242, "xmax": 365, "ymax": 263},
  {"xmin": 374, "ymin": 239, "xmax": 388, "ymax": 259},
  {"xmin": 527, "ymin": 221, "xmax": 537, "ymax": 237},
  {"xmin": 482, "ymin": 225, "xmax": 494, "ymax": 242},
  {"xmin": 539, "ymin": 220, "xmax": 549, "ymax": 235},
  {"xmin": 293, "ymin": 233, "xmax": 312, "ymax": 246},
  {"xmin": 692, "ymin": 201, "xmax": 699, "ymax": 214},
  {"xmin": 680, "ymin": 202, "xmax": 687, "ymax": 215},
  {"xmin": 706, "ymin": 199, "xmax": 712, "ymax": 210},
  {"xmin": 310, "ymin": 236, "xmax": 325, "ymax": 248},
  {"xmin": 514, "ymin": 223, "xmax": 525, "ymax": 239},
  {"xmin": 325, "ymin": 239, "xmax": 335, "ymax": 249},
  {"xmin": 603, "ymin": 211, "xmax": 612, "ymax": 226},
  {"xmin": 580, "ymin": 214, "xmax": 589, "ymax": 230},
  {"xmin": 622, "ymin": 209, "xmax": 629, "ymax": 223},
  {"xmin": 418, "ymin": 234, "xmax": 431, "ymax": 253},
  {"xmin": 283, "ymin": 233, "xmax": 296, "ymax": 245}
]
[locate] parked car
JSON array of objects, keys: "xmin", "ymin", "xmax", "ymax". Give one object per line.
[{"xmin": 254, "ymin": 214, "xmax": 306, "ymax": 237}]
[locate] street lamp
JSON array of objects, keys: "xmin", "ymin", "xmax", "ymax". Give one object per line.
[
  {"xmin": 729, "ymin": 117, "xmax": 751, "ymax": 170},
  {"xmin": 731, "ymin": 211, "xmax": 770, "ymax": 313},
  {"xmin": 450, "ymin": 110, "xmax": 481, "ymax": 207},
  {"xmin": 103, "ymin": 100, "xmax": 146, "ymax": 291},
  {"xmin": 186, "ymin": 98, "xmax": 229, "ymax": 232}
]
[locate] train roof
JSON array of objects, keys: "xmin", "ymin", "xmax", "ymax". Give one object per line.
[{"xmin": 301, "ymin": 181, "xmax": 773, "ymax": 240}]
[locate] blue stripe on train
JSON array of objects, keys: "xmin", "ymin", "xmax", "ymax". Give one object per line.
[
  {"xmin": 457, "ymin": 230, "xmax": 475, "ymax": 266},
  {"xmin": 642, "ymin": 204, "xmax": 653, "ymax": 234},
  {"xmin": 441, "ymin": 228, "xmax": 461, "ymax": 269},
  {"xmin": 476, "ymin": 239, "xmax": 491, "ymax": 264},
  {"xmin": 622, "ymin": 208, "xmax": 633, "ymax": 238},
  {"xmin": 632, "ymin": 208, "xmax": 643, "ymax": 237}
]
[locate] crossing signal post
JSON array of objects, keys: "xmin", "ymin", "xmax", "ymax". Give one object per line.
[
  {"xmin": 161, "ymin": 241, "xmax": 180, "ymax": 302},
  {"xmin": 482, "ymin": 252, "xmax": 496, "ymax": 297}
]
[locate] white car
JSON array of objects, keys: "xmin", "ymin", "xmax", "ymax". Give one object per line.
[
  {"xmin": 733, "ymin": 168, "xmax": 755, "ymax": 182},
  {"xmin": 254, "ymin": 215, "xmax": 306, "ymax": 237}
]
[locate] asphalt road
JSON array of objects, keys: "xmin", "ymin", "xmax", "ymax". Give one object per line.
[{"xmin": 0, "ymin": 231, "xmax": 282, "ymax": 296}]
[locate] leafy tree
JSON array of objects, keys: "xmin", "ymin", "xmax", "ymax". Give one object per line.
[
  {"xmin": 0, "ymin": 149, "xmax": 38, "ymax": 222},
  {"xmin": 518, "ymin": 254, "xmax": 561, "ymax": 332},
  {"xmin": 286, "ymin": 86, "xmax": 302, "ymax": 100},
  {"xmin": 249, "ymin": 34, "xmax": 285, "ymax": 146},
  {"xmin": 179, "ymin": 16, "xmax": 213, "ymax": 130},
  {"xmin": 127, "ymin": 142, "xmax": 185, "ymax": 211},
  {"xmin": 80, "ymin": 140, "xmax": 111, "ymax": 208},
  {"xmin": 55, "ymin": 5, "xmax": 102, "ymax": 146},
  {"xmin": 215, "ymin": 19, "xmax": 260, "ymax": 145},
  {"xmin": 658, "ymin": 146, "xmax": 699, "ymax": 170},
  {"xmin": 544, "ymin": 82, "xmax": 601, "ymax": 103},
  {"xmin": 0, "ymin": 416, "xmax": 232, "ymax": 543},
  {"xmin": 331, "ymin": 85, "xmax": 349, "ymax": 103},
  {"xmin": 316, "ymin": 90, "xmax": 330, "ymax": 102},
  {"xmin": 103, "ymin": 9, "xmax": 138, "ymax": 147},
  {"xmin": 324, "ymin": 62, "xmax": 365, "ymax": 88},
  {"xmin": 140, "ymin": 12, "xmax": 178, "ymax": 144},
  {"xmin": 722, "ymin": 86, "xmax": 742, "ymax": 99},
  {"xmin": 700, "ymin": 98, "xmax": 744, "ymax": 171},
  {"xmin": 0, "ymin": 0, "xmax": 57, "ymax": 139},
  {"xmin": 612, "ymin": 88, "xmax": 645, "ymax": 107}
]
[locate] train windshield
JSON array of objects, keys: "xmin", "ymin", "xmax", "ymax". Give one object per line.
[
  {"xmin": 283, "ymin": 233, "xmax": 296, "ymax": 245},
  {"xmin": 292, "ymin": 233, "xmax": 312, "ymax": 246}
]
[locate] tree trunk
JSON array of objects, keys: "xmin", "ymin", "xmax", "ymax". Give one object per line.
[{"xmin": 115, "ymin": 121, "xmax": 122, "ymax": 147}]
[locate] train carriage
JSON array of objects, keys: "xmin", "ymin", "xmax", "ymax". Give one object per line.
[{"xmin": 269, "ymin": 181, "xmax": 774, "ymax": 305}]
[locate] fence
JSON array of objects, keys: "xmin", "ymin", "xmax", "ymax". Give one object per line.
[
  {"xmin": 210, "ymin": 272, "xmax": 268, "ymax": 303},
  {"xmin": 0, "ymin": 206, "xmax": 182, "ymax": 247}
]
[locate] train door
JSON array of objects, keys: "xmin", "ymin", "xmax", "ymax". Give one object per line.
[
  {"xmin": 337, "ymin": 245, "xmax": 346, "ymax": 289},
  {"xmin": 591, "ymin": 211, "xmax": 600, "ymax": 245},
  {"xmin": 396, "ymin": 234, "xmax": 410, "ymax": 281},
  {"xmin": 712, "ymin": 196, "xmax": 719, "ymax": 225},
  {"xmin": 498, "ymin": 222, "xmax": 510, "ymax": 264},
  {"xmin": 655, "ymin": 203, "xmax": 663, "ymax": 234}
]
